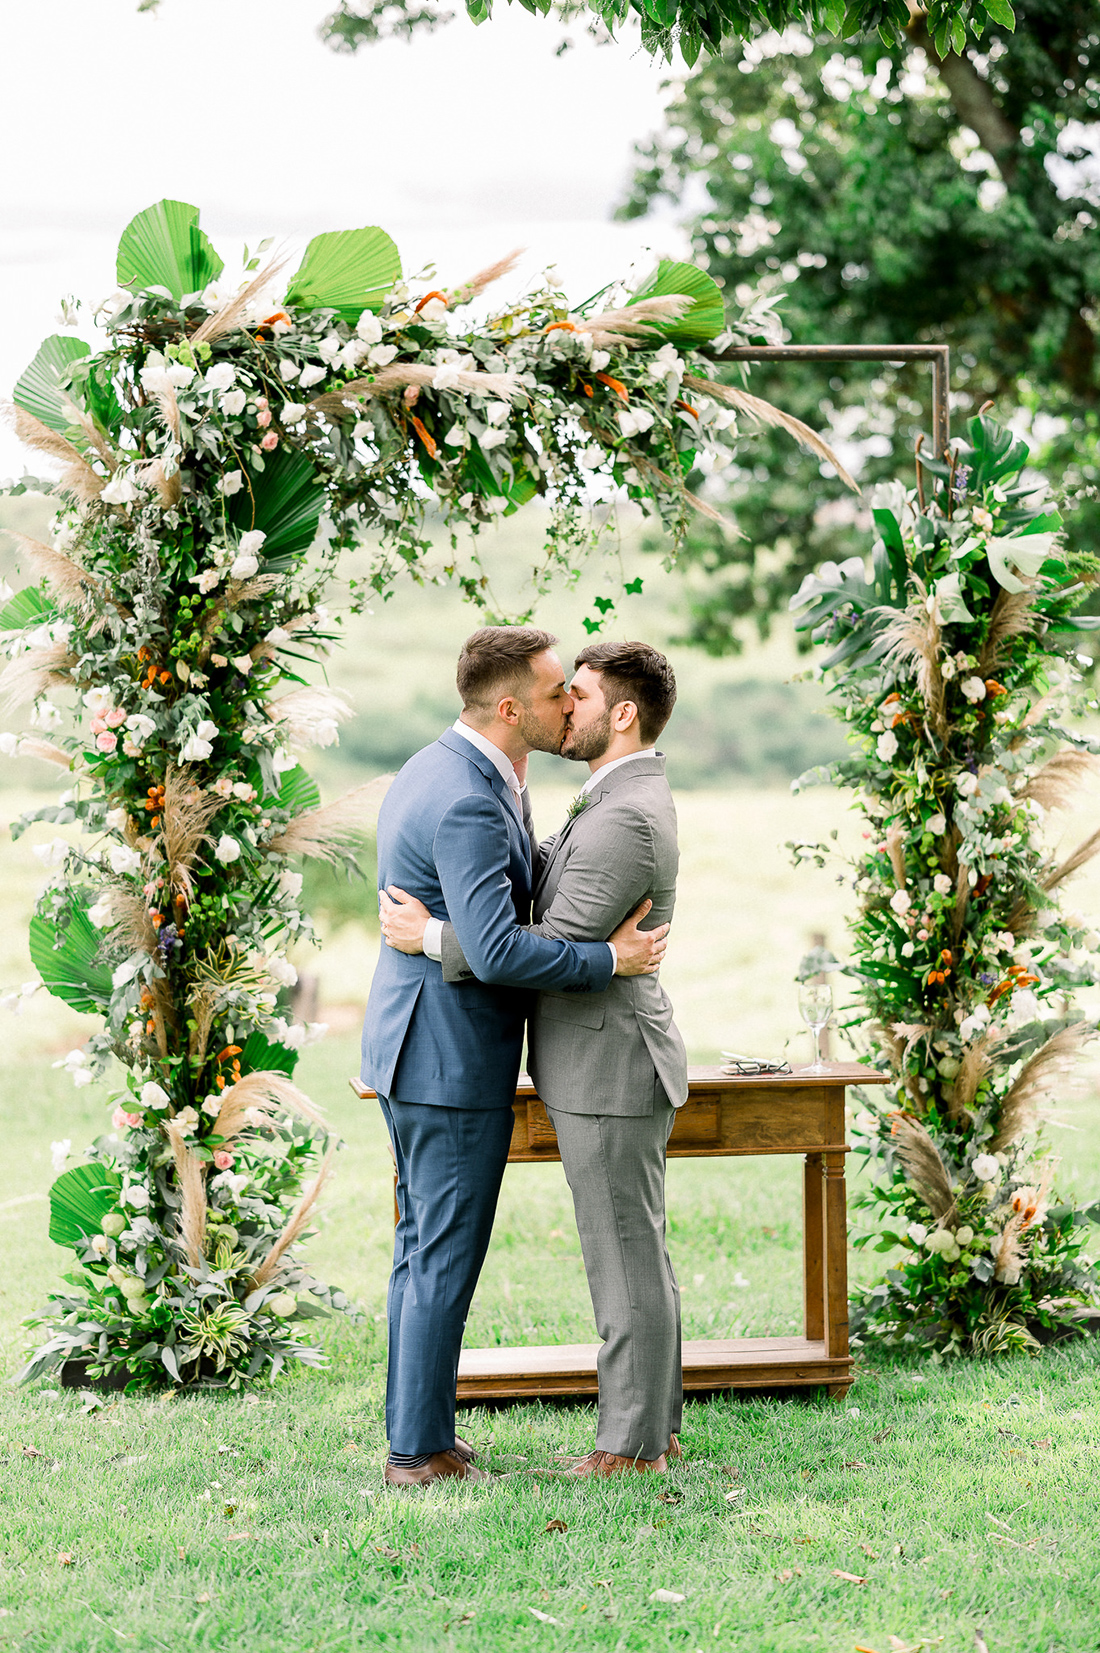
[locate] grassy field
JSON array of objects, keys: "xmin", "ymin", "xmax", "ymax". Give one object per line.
[{"xmin": 3, "ymin": 772, "xmax": 1100, "ymax": 1650}]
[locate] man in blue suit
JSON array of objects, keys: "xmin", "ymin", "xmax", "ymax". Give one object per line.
[{"xmin": 361, "ymin": 626, "xmax": 667, "ymax": 1487}]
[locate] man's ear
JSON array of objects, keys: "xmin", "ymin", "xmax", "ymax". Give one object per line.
[
  {"xmin": 614, "ymin": 700, "xmax": 639, "ymax": 733},
  {"xmin": 496, "ymin": 694, "xmax": 521, "ymax": 727}
]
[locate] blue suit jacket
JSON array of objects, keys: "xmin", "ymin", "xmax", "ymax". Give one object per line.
[{"xmin": 361, "ymin": 729, "xmax": 615, "ymax": 1108}]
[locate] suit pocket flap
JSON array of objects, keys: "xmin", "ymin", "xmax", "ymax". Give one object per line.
[{"xmin": 540, "ymin": 993, "xmax": 606, "ymax": 1031}]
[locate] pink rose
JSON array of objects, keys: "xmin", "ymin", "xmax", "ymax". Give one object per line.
[
  {"xmin": 90, "ymin": 715, "xmax": 107, "ymax": 735},
  {"xmin": 260, "ymin": 431, "xmax": 278, "ymax": 451},
  {"xmin": 104, "ymin": 707, "xmax": 126, "ymax": 728},
  {"xmin": 112, "ymin": 1106, "xmax": 143, "ymax": 1130},
  {"xmin": 213, "ymin": 1150, "xmax": 235, "ymax": 1171},
  {"xmin": 96, "ymin": 731, "xmax": 118, "ymax": 753},
  {"xmin": 122, "ymin": 740, "xmax": 141, "ymax": 757},
  {"xmin": 256, "ymin": 408, "xmax": 273, "ymax": 428}
]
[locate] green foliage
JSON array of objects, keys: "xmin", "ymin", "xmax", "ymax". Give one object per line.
[
  {"xmin": 13, "ymin": 335, "xmax": 91, "ymax": 434},
  {"xmin": 319, "ymin": 0, "xmax": 1013, "ymax": 63},
  {"xmin": 229, "ymin": 447, "xmax": 326, "ymax": 560},
  {"xmin": 620, "ymin": 1, "xmax": 1100, "ymax": 650},
  {"xmin": 48, "ymin": 1162, "xmax": 123, "ymax": 1248},
  {"xmin": 792, "ymin": 414, "xmax": 1100, "ymax": 1354},
  {"xmin": 0, "ymin": 586, "xmax": 55, "ymax": 631},
  {"xmin": 116, "ymin": 199, "xmax": 224, "ymax": 300},
  {"xmin": 630, "ymin": 259, "xmax": 726, "ymax": 343},
  {"xmin": 28, "ymin": 901, "xmax": 113, "ymax": 1016},
  {"xmin": 284, "ymin": 226, "xmax": 403, "ymax": 322}
]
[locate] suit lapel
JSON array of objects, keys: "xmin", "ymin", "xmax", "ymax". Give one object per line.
[
  {"xmin": 535, "ymin": 755, "xmax": 667, "ymax": 896},
  {"xmin": 438, "ymin": 729, "xmax": 532, "ymax": 878}
]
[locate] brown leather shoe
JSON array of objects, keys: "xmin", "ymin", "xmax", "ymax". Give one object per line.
[
  {"xmin": 453, "ymin": 1433, "xmax": 479, "ymax": 1464},
  {"xmin": 565, "ymin": 1449, "xmax": 668, "ymax": 1477},
  {"xmin": 668, "ymin": 1433, "xmax": 683, "ymax": 1461},
  {"xmin": 384, "ymin": 1450, "xmax": 486, "ymax": 1487}
]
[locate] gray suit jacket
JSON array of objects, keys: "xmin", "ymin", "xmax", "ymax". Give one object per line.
[{"xmin": 441, "ymin": 754, "xmax": 688, "ymax": 1117}]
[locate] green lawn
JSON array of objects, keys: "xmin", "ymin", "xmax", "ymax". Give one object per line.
[{"xmin": 3, "ymin": 776, "xmax": 1100, "ymax": 1651}]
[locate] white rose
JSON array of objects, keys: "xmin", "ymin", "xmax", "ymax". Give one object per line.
[
  {"xmin": 105, "ymin": 807, "xmax": 129, "ymax": 831},
  {"xmin": 933, "ymin": 874, "xmax": 952, "ymax": 896},
  {"xmin": 125, "ymin": 714, "xmax": 157, "ymax": 747},
  {"xmin": 230, "ymin": 552, "xmax": 259, "ymax": 580},
  {"xmin": 889, "ymin": 890, "xmax": 912, "ymax": 916},
  {"xmin": 220, "ymin": 389, "xmax": 247, "ymax": 416},
  {"xmin": 618, "ymin": 406, "xmax": 656, "ymax": 439},
  {"xmin": 278, "ymin": 870, "xmax": 303, "ymax": 900},
  {"xmin": 107, "ymin": 844, "xmax": 143, "ymax": 876},
  {"xmin": 33, "ymin": 836, "xmax": 70, "ymax": 867},
  {"xmin": 972, "ymin": 1153, "xmax": 999, "ymax": 1182},
  {"xmin": 201, "ymin": 1093, "xmax": 222, "ymax": 1117},
  {"xmin": 141, "ymin": 1081, "xmax": 171, "ymax": 1110},
  {"xmin": 478, "ymin": 429, "xmax": 509, "ymax": 451},
  {"xmin": 121, "ymin": 1182, "xmax": 150, "ymax": 1209},
  {"xmin": 266, "ymin": 954, "xmax": 299, "ymax": 987},
  {"xmin": 231, "ymin": 655, "xmax": 254, "ymax": 676},
  {"xmin": 876, "ymin": 730, "xmax": 899, "ymax": 761},
  {"xmin": 317, "ymin": 334, "xmax": 342, "ymax": 362},
  {"xmin": 907, "ymin": 1222, "xmax": 928, "ymax": 1246},
  {"xmin": 204, "ymin": 363, "xmax": 236, "ymax": 392},
  {"xmin": 281, "ymin": 402, "xmax": 307, "ymax": 427},
  {"xmin": 369, "ymin": 343, "xmax": 399, "ymax": 368},
  {"xmin": 165, "ymin": 364, "xmax": 194, "ymax": 389},
  {"xmin": 214, "ymin": 834, "xmax": 241, "ymax": 864},
  {"xmin": 578, "ymin": 447, "xmax": 605, "ymax": 471},
  {"xmin": 87, "ymin": 893, "xmax": 115, "ymax": 928},
  {"xmin": 237, "ymin": 530, "xmax": 266, "ymax": 559},
  {"xmin": 171, "ymin": 1106, "xmax": 199, "ymax": 1138},
  {"xmin": 101, "ymin": 474, "xmax": 140, "ymax": 506},
  {"xmin": 926, "ymin": 813, "xmax": 946, "ymax": 835},
  {"xmin": 50, "ymin": 1138, "xmax": 72, "ymax": 1173},
  {"xmin": 279, "ymin": 360, "xmax": 301, "ymax": 382},
  {"xmin": 355, "ymin": 311, "xmax": 384, "ymax": 344},
  {"xmin": 961, "ymin": 676, "xmax": 987, "ymax": 703},
  {"xmin": 297, "ymin": 363, "xmax": 327, "ymax": 390},
  {"xmin": 956, "ymin": 771, "xmax": 979, "ymax": 797},
  {"xmin": 217, "ymin": 471, "xmax": 244, "ymax": 497},
  {"xmin": 210, "ymin": 1169, "xmax": 249, "ymax": 1198},
  {"xmin": 83, "ymin": 687, "xmax": 114, "ymax": 717}
]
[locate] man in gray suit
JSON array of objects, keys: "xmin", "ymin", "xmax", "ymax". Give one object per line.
[{"xmin": 381, "ymin": 641, "xmax": 687, "ymax": 1477}]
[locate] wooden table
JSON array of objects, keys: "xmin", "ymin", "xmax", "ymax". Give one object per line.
[{"xmin": 350, "ymin": 1062, "xmax": 889, "ymax": 1403}]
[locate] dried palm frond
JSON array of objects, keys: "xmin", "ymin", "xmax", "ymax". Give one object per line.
[
  {"xmin": 992, "ymin": 1212, "xmax": 1027, "ymax": 1286},
  {"xmin": 989, "ymin": 1022, "xmax": 1094, "ymax": 1152},
  {"xmin": 264, "ymin": 776, "xmax": 392, "ymax": 862},
  {"xmin": 16, "ymin": 737, "xmax": 73, "ymax": 768},
  {"xmin": 874, "ymin": 1024, "xmax": 925, "ymax": 1109},
  {"xmin": 447, "ymin": 248, "xmax": 524, "ymax": 307},
  {"xmin": 11, "ymin": 532, "xmax": 103, "ymax": 614},
  {"xmin": 309, "ymin": 362, "xmax": 523, "ymax": 421},
  {"xmin": 682, "ymin": 376, "xmax": 861, "ymax": 495},
  {"xmin": 167, "ymin": 1127, "xmax": 208, "ymax": 1268},
  {"xmin": 187, "ymin": 982, "xmax": 219, "ymax": 1065},
  {"xmin": 190, "ymin": 256, "xmax": 290, "ymax": 346},
  {"xmin": 625, "ymin": 450, "xmax": 737, "ymax": 531},
  {"xmin": 1041, "ymin": 826, "xmax": 1100, "ymax": 893},
  {"xmin": 978, "ymin": 588, "xmax": 1036, "ymax": 676},
  {"xmin": 266, "ymin": 686, "xmax": 352, "ymax": 748},
  {"xmin": 212, "ymin": 1069, "xmax": 328, "ymax": 1142},
  {"xmin": 160, "ymin": 762, "xmax": 225, "ymax": 902},
  {"xmin": 885, "ymin": 822, "xmax": 908, "ymax": 891},
  {"xmin": 57, "ymin": 392, "xmax": 118, "ymax": 472},
  {"xmin": 248, "ymin": 1144, "xmax": 337, "ymax": 1290},
  {"xmin": 575, "ymin": 294, "xmax": 693, "ymax": 348},
  {"xmin": 891, "ymin": 1113, "xmax": 957, "ymax": 1221},
  {"xmin": 881, "ymin": 594, "xmax": 947, "ymax": 740},
  {"xmin": 135, "ymin": 455, "xmax": 182, "ymax": 508},
  {"xmin": 106, "ymin": 886, "xmax": 158, "ymax": 956},
  {"xmin": 1018, "ymin": 750, "xmax": 1100, "ymax": 813},
  {"xmin": 951, "ymin": 859, "xmax": 970, "ymax": 942},
  {"xmin": 8, "ymin": 406, "xmax": 105, "ymax": 501},
  {"xmin": 0, "ymin": 643, "xmax": 75, "ymax": 712},
  {"xmin": 952, "ymin": 1027, "xmax": 1001, "ymax": 1120}
]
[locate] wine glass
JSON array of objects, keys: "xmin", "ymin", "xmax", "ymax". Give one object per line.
[{"xmin": 798, "ymin": 981, "xmax": 833, "ymax": 1074}]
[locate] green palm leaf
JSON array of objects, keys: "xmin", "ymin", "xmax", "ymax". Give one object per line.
[
  {"xmin": 29, "ymin": 903, "xmax": 113, "ymax": 1015},
  {"xmin": 239, "ymin": 1028, "xmax": 300, "ymax": 1079},
  {"xmin": 0, "ymin": 587, "xmax": 56, "ymax": 632},
  {"xmin": 14, "ymin": 335, "xmax": 92, "ymax": 434},
  {"xmin": 49, "ymin": 1161, "xmax": 123, "ymax": 1247},
  {"xmin": 629, "ymin": 260, "xmax": 725, "ymax": 344},
  {"xmin": 230, "ymin": 448, "xmax": 325, "ymax": 560},
  {"xmin": 278, "ymin": 764, "xmax": 322, "ymax": 815},
  {"xmin": 116, "ymin": 200, "xmax": 224, "ymax": 300},
  {"xmin": 284, "ymin": 226, "xmax": 402, "ymax": 323}
]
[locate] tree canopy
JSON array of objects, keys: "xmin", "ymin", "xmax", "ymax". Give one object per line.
[{"xmin": 619, "ymin": 0, "xmax": 1100, "ymax": 649}]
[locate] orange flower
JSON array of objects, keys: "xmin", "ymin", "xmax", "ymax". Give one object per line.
[
  {"xmin": 595, "ymin": 371, "xmax": 629, "ymax": 402},
  {"xmin": 410, "ymin": 415, "xmax": 437, "ymax": 459},
  {"xmin": 544, "ymin": 320, "xmax": 577, "ymax": 334},
  {"xmin": 414, "ymin": 290, "xmax": 448, "ymax": 314},
  {"xmin": 674, "ymin": 398, "xmax": 700, "ymax": 419},
  {"xmin": 985, "ymin": 679, "xmax": 1007, "ymax": 697},
  {"xmin": 260, "ymin": 311, "xmax": 291, "ymax": 328},
  {"xmin": 216, "ymin": 1045, "xmax": 243, "ymax": 1064}
]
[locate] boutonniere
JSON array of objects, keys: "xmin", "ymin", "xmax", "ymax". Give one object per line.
[{"xmin": 566, "ymin": 793, "xmax": 591, "ymax": 820}]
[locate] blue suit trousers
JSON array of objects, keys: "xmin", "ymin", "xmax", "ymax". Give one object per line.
[{"xmin": 379, "ymin": 1095, "xmax": 516, "ymax": 1455}]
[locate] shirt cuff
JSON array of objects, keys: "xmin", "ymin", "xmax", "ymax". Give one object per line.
[
  {"xmin": 607, "ymin": 942, "xmax": 617, "ymax": 972},
  {"xmin": 423, "ymin": 918, "xmax": 444, "ymax": 962}
]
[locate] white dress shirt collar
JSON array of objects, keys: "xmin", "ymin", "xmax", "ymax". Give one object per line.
[
  {"xmin": 451, "ymin": 718, "xmax": 524, "ymax": 810},
  {"xmin": 579, "ymin": 747, "xmax": 656, "ymax": 796}
]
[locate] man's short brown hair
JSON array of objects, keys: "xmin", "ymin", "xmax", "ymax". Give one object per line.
[
  {"xmin": 574, "ymin": 641, "xmax": 677, "ymax": 744},
  {"xmin": 457, "ymin": 626, "xmax": 559, "ymax": 716}
]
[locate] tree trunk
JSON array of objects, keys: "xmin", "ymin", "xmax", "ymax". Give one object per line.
[{"xmin": 907, "ymin": 13, "xmax": 1020, "ymax": 188}]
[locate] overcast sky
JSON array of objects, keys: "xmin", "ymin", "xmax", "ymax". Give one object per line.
[{"xmin": 0, "ymin": 0, "xmax": 694, "ymax": 474}]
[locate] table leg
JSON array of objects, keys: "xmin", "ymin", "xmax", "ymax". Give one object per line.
[
  {"xmin": 823, "ymin": 1149, "xmax": 850, "ymax": 1396},
  {"xmin": 802, "ymin": 1153, "xmax": 824, "ymax": 1342}
]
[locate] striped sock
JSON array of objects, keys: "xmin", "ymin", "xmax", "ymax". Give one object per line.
[{"xmin": 387, "ymin": 1451, "xmax": 435, "ymax": 1468}]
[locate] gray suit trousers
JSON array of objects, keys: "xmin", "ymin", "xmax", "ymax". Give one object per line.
[{"xmin": 546, "ymin": 1097, "xmax": 683, "ymax": 1459}]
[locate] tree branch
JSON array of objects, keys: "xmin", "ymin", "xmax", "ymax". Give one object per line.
[{"xmin": 907, "ymin": 13, "xmax": 1020, "ymax": 187}]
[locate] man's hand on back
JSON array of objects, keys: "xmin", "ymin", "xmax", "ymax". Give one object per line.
[
  {"xmin": 610, "ymin": 900, "xmax": 669, "ymax": 977},
  {"xmin": 380, "ymin": 887, "xmax": 431, "ymax": 954}
]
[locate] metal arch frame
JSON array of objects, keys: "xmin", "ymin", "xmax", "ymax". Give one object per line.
[{"xmin": 707, "ymin": 343, "xmax": 952, "ymax": 457}]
